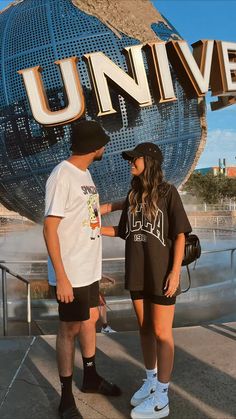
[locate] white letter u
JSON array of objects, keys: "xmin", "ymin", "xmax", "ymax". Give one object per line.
[{"xmin": 18, "ymin": 57, "xmax": 85, "ymax": 126}]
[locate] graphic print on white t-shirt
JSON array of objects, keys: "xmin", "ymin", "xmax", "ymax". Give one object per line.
[
  {"xmin": 45, "ymin": 160, "xmax": 102, "ymax": 287},
  {"xmin": 81, "ymin": 185, "xmax": 100, "ymax": 240}
]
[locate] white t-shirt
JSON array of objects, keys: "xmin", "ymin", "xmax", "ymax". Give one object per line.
[{"xmin": 45, "ymin": 160, "xmax": 102, "ymax": 287}]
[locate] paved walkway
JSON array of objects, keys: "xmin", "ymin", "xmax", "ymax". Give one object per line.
[{"xmin": 0, "ymin": 323, "xmax": 236, "ymax": 419}]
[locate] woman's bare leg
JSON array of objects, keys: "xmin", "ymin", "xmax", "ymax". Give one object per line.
[
  {"xmin": 133, "ymin": 299, "xmax": 157, "ymax": 369},
  {"xmin": 151, "ymin": 304, "xmax": 175, "ymax": 383}
]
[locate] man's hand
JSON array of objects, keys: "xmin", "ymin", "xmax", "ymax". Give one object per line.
[
  {"xmin": 100, "ymin": 200, "xmax": 125, "ymax": 216},
  {"xmin": 164, "ymin": 271, "xmax": 180, "ymax": 298},
  {"xmin": 56, "ymin": 278, "xmax": 74, "ymax": 303}
]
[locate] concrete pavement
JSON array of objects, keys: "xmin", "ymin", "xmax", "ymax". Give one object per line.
[{"xmin": 0, "ymin": 323, "xmax": 236, "ymax": 419}]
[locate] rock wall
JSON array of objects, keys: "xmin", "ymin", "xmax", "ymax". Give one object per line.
[{"xmin": 72, "ymin": 0, "xmax": 177, "ymax": 42}]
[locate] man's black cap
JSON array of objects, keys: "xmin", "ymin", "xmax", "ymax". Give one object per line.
[
  {"xmin": 70, "ymin": 120, "xmax": 110, "ymax": 154},
  {"xmin": 122, "ymin": 142, "xmax": 163, "ymax": 164}
]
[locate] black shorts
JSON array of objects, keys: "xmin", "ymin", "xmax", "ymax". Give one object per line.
[
  {"xmin": 130, "ymin": 290, "xmax": 176, "ymax": 306},
  {"xmin": 52, "ymin": 281, "xmax": 99, "ymax": 322}
]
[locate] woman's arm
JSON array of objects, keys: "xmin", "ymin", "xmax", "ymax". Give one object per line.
[
  {"xmin": 171, "ymin": 232, "xmax": 185, "ymax": 274},
  {"xmin": 100, "ymin": 200, "xmax": 125, "ymax": 216},
  {"xmin": 101, "ymin": 226, "xmax": 119, "ymax": 237},
  {"xmin": 164, "ymin": 232, "xmax": 185, "ymax": 297}
]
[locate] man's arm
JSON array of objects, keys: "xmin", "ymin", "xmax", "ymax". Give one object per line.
[
  {"xmin": 43, "ymin": 216, "xmax": 74, "ymax": 303},
  {"xmin": 101, "ymin": 226, "xmax": 119, "ymax": 236}
]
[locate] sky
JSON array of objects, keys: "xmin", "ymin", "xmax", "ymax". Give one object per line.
[
  {"xmin": 152, "ymin": 0, "xmax": 236, "ymax": 168},
  {"xmin": 0, "ymin": 0, "xmax": 236, "ymax": 168}
]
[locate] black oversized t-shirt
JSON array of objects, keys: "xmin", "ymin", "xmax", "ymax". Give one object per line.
[{"xmin": 118, "ymin": 184, "xmax": 192, "ymax": 296}]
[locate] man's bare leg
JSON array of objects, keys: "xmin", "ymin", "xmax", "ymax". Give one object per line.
[
  {"xmin": 79, "ymin": 307, "xmax": 121, "ymax": 396},
  {"xmin": 56, "ymin": 321, "xmax": 81, "ymax": 414},
  {"xmin": 79, "ymin": 307, "xmax": 98, "ymax": 358}
]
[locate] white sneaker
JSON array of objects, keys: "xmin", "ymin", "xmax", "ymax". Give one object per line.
[
  {"xmin": 101, "ymin": 325, "xmax": 117, "ymax": 334},
  {"xmin": 130, "ymin": 379, "xmax": 156, "ymax": 407},
  {"xmin": 130, "ymin": 394, "xmax": 169, "ymax": 419}
]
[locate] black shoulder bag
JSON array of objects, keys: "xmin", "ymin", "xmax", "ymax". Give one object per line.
[
  {"xmin": 181, "ymin": 233, "xmax": 201, "ymax": 292},
  {"xmin": 164, "ymin": 186, "xmax": 201, "ymax": 292},
  {"xmin": 182, "ymin": 234, "xmax": 201, "ymax": 267}
]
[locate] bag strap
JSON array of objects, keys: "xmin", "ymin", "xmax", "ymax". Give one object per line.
[
  {"xmin": 181, "ymin": 265, "xmax": 191, "ymax": 293},
  {"xmin": 163, "ymin": 184, "xmax": 192, "ymax": 293}
]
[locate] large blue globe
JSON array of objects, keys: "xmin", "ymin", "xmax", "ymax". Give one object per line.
[{"xmin": 0, "ymin": 0, "xmax": 204, "ymax": 222}]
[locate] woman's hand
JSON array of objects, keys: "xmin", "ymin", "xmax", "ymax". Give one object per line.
[{"xmin": 164, "ymin": 271, "xmax": 180, "ymax": 298}]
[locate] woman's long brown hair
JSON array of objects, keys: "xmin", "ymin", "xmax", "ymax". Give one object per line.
[{"xmin": 129, "ymin": 156, "xmax": 169, "ymax": 221}]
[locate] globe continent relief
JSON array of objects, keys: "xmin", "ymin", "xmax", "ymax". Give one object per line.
[{"xmin": 0, "ymin": 0, "xmax": 206, "ymax": 222}]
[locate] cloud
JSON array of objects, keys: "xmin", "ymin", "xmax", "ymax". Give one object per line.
[
  {"xmin": 197, "ymin": 128, "xmax": 236, "ymax": 168},
  {"xmin": 208, "ymin": 129, "xmax": 236, "ymax": 140}
]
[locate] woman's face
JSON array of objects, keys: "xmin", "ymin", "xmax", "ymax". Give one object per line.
[{"xmin": 130, "ymin": 156, "xmax": 145, "ymax": 176}]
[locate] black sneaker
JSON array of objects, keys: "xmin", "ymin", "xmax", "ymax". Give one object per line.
[
  {"xmin": 59, "ymin": 405, "xmax": 81, "ymax": 419},
  {"xmin": 81, "ymin": 377, "xmax": 121, "ymax": 396}
]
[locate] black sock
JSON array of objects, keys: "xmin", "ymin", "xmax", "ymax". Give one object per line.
[
  {"xmin": 81, "ymin": 355, "xmax": 121, "ymax": 396},
  {"xmin": 82, "ymin": 355, "xmax": 101, "ymax": 388},
  {"xmin": 59, "ymin": 375, "xmax": 76, "ymax": 413},
  {"xmin": 102, "ymin": 323, "xmax": 108, "ymax": 329}
]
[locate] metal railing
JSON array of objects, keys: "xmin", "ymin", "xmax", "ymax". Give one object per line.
[
  {"xmin": 0, "ymin": 246, "xmax": 235, "ymax": 336},
  {"xmin": 188, "ymin": 216, "xmax": 235, "ymax": 229},
  {"xmin": 0, "ymin": 263, "xmax": 31, "ymax": 336},
  {"xmin": 199, "ymin": 248, "xmax": 236, "ymax": 273},
  {"xmin": 184, "ymin": 201, "xmax": 236, "ymax": 212}
]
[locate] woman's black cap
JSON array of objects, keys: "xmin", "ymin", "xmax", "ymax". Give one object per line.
[
  {"xmin": 70, "ymin": 120, "xmax": 110, "ymax": 154},
  {"xmin": 122, "ymin": 142, "xmax": 163, "ymax": 164}
]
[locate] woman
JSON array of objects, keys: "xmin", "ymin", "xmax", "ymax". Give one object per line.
[
  {"xmin": 101, "ymin": 142, "xmax": 192, "ymax": 419},
  {"xmin": 99, "ymin": 291, "xmax": 117, "ymax": 334}
]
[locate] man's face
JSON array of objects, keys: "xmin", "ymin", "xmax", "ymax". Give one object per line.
[{"xmin": 94, "ymin": 146, "xmax": 105, "ymax": 161}]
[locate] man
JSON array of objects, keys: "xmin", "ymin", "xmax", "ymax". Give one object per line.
[{"xmin": 43, "ymin": 120, "xmax": 121, "ymax": 419}]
